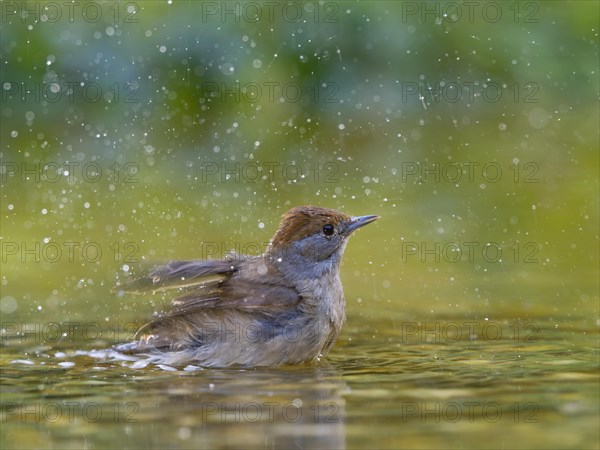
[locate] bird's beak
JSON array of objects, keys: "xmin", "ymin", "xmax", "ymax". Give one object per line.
[{"xmin": 346, "ymin": 214, "xmax": 380, "ymax": 233}]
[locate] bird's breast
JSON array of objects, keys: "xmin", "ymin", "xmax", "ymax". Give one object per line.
[{"xmin": 297, "ymin": 271, "xmax": 346, "ymax": 347}]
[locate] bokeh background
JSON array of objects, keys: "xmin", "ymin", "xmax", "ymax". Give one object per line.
[
  {"xmin": 2, "ymin": 0, "xmax": 597, "ymax": 321},
  {"xmin": 1, "ymin": 1, "xmax": 598, "ymax": 449}
]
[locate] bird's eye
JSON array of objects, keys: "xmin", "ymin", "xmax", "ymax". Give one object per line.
[{"xmin": 322, "ymin": 224, "xmax": 335, "ymax": 236}]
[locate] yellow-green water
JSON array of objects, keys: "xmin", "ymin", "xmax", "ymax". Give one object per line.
[
  {"xmin": 1, "ymin": 315, "xmax": 598, "ymax": 449},
  {"xmin": 1, "ymin": 1, "xmax": 598, "ymax": 449}
]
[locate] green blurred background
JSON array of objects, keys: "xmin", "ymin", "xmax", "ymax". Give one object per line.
[{"xmin": 1, "ymin": 0, "xmax": 598, "ymax": 327}]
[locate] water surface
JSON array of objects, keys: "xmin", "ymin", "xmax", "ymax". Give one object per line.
[{"xmin": 2, "ymin": 314, "xmax": 597, "ymax": 449}]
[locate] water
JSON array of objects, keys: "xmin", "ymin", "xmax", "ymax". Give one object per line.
[{"xmin": 1, "ymin": 315, "xmax": 597, "ymax": 449}]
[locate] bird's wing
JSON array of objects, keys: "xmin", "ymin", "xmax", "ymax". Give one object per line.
[
  {"xmin": 169, "ymin": 278, "xmax": 301, "ymax": 314},
  {"xmin": 115, "ymin": 257, "xmax": 301, "ymax": 347},
  {"xmin": 114, "ymin": 259, "xmax": 237, "ymax": 294},
  {"xmin": 133, "ymin": 278, "xmax": 301, "ymax": 347}
]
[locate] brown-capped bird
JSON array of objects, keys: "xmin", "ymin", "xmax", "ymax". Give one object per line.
[{"xmin": 114, "ymin": 205, "xmax": 379, "ymax": 367}]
